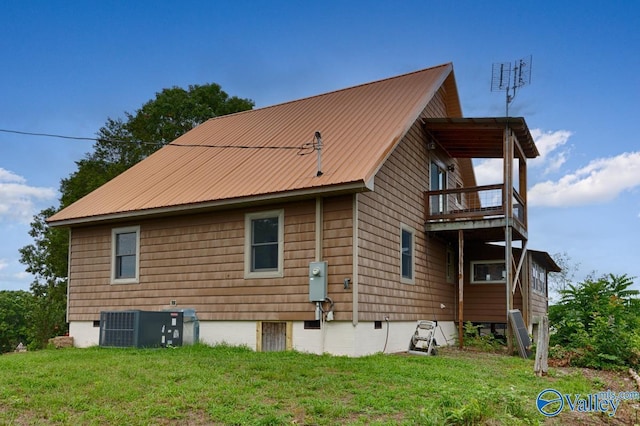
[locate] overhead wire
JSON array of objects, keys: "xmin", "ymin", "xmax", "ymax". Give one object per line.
[{"xmin": 0, "ymin": 127, "xmax": 319, "ymax": 155}]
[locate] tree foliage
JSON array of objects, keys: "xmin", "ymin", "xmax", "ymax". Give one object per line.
[
  {"xmin": 0, "ymin": 290, "xmax": 33, "ymax": 353},
  {"xmin": 549, "ymin": 273, "xmax": 640, "ymax": 369},
  {"xmin": 18, "ymin": 83, "xmax": 253, "ymax": 348}
]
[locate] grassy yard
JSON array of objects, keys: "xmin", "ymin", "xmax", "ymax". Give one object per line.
[{"xmin": 0, "ymin": 344, "xmax": 624, "ymax": 425}]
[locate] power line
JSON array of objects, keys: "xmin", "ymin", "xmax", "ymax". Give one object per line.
[
  {"xmin": 0, "ymin": 127, "xmax": 157, "ymax": 146},
  {"xmin": 0, "ymin": 127, "xmax": 318, "ymax": 155},
  {"xmin": 0, "ymin": 127, "xmax": 103, "ymax": 142}
]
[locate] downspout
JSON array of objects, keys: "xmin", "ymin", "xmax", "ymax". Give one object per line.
[
  {"xmin": 352, "ymin": 193, "xmax": 359, "ymax": 326},
  {"xmin": 66, "ymin": 228, "xmax": 71, "ymax": 324},
  {"xmin": 316, "ymin": 197, "xmax": 326, "ymax": 354},
  {"xmin": 315, "ymin": 197, "xmax": 323, "ymax": 262}
]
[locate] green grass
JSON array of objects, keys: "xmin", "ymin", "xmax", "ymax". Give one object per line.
[{"xmin": 0, "ymin": 344, "xmax": 600, "ymax": 425}]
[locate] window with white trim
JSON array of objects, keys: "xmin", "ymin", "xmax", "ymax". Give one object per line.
[
  {"xmin": 400, "ymin": 224, "xmax": 415, "ymax": 284},
  {"xmin": 532, "ymin": 261, "xmax": 547, "ymax": 294},
  {"xmin": 111, "ymin": 226, "xmax": 140, "ymax": 284},
  {"xmin": 245, "ymin": 210, "xmax": 284, "ymax": 278},
  {"xmin": 471, "ymin": 260, "xmax": 506, "ymax": 284}
]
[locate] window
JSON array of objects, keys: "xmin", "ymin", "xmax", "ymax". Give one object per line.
[
  {"xmin": 471, "ymin": 260, "xmax": 506, "ymax": 284},
  {"xmin": 111, "ymin": 226, "xmax": 140, "ymax": 284},
  {"xmin": 532, "ymin": 261, "xmax": 547, "ymax": 294},
  {"xmin": 429, "ymin": 161, "xmax": 447, "ymax": 214},
  {"xmin": 400, "ymin": 224, "xmax": 415, "ymax": 284},
  {"xmin": 245, "ymin": 210, "xmax": 284, "ymax": 278},
  {"xmin": 446, "ymin": 246, "xmax": 456, "ymax": 283}
]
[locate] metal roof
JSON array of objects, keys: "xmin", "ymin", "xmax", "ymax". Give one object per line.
[
  {"xmin": 49, "ymin": 63, "xmax": 457, "ymax": 226},
  {"xmin": 423, "ymin": 117, "xmax": 539, "ymax": 159}
]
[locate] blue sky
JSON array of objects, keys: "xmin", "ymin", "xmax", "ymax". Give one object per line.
[{"xmin": 0, "ymin": 1, "xmax": 638, "ymax": 292}]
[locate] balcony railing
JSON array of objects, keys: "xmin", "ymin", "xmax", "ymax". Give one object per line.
[{"xmin": 425, "ymin": 184, "xmax": 525, "ymax": 225}]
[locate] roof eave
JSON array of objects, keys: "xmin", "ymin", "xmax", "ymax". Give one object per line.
[{"xmin": 48, "ymin": 180, "xmax": 372, "ymax": 228}]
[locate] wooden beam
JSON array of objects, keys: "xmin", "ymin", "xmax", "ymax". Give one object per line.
[
  {"xmin": 519, "ymin": 156, "xmax": 527, "ymax": 228},
  {"xmin": 458, "ymin": 229, "xmax": 464, "ymax": 349},
  {"xmin": 505, "ymin": 226, "xmax": 514, "ymax": 353},
  {"xmin": 504, "ymin": 125, "xmax": 514, "ymax": 353},
  {"xmin": 534, "ymin": 315, "xmax": 549, "ymax": 376}
]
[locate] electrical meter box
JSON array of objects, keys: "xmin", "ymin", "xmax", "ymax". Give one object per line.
[{"xmin": 309, "ymin": 261, "xmax": 328, "ymax": 302}]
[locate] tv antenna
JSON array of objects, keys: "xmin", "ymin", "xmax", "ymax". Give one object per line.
[{"xmin": 491, "ymin": 55, "xmax": 532, "ymax": 116}]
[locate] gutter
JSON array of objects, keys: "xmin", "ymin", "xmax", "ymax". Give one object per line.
[{"xmin": 48, "ymin": 181, "xmax": 372, "ymax": 228}]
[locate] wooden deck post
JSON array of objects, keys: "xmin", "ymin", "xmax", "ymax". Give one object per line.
[
  {"xmin": 458, "ymin": 229, "xmax": 464, "ymax": 348},
  {"xmin": 504, "ymin": 125, "xmax": 515, "ymax": 353},
  {"xmin": 534, "ymin": 315, "xmax": 549, "ymax": 376}
]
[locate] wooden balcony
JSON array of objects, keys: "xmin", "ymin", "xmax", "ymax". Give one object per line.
[
  {"xmin": 424, "ymin": 184, "xmax": 528, "ymax": 241},
  {"xmin": 422, "ymin": 117, "xmax": 538, "ymax": 243}
]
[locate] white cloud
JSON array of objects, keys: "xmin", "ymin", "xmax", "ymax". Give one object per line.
[
  {"xmin": 529, "ymin": 129, "xmax": 572, "ymax": 173},
  {"xmin": 473, "ymin": 129, "xmax": 572, "ymax": 186},
  {"xmin": 473, "ymin": 158, "xmax": 503, "ymax": 186},
  {"xmin": 529, "ymin": 151, "xmax": 640, "ymax": 207},
  {"xmin": 0, "ymin": 168, "xmax": 26, "ymax": 184},
  {"xmin": 0, "ymin": 258, "xmax": 7, "ymax": 271},
  {"xmin": 0, "ymin": 168, "xmax": 56, "ymax": 223},
  {"xmin": 13, "ymin": 271, "xmax": 30, "ymax": 280}
]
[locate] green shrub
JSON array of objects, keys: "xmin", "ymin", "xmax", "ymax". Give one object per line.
[
  {"xmin": 549, "ymin": 273, "xmax": 640, "ymax": 369},
  {"xmin": 459, "ymin": 321, "xmax": 505, "ymax": 352}
]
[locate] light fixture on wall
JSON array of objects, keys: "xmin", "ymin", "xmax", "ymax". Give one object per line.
[
  {"xmin": 447, "ymin": 164, "xmax": 455, "ymax": 172},
  {"xmin": 426, "ymin": 140, "xmax": 437, "ymax": 150}
]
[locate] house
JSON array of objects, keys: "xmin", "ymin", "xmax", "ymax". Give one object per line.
[{"xmin": 47, "ymin": 63, "xmax": 559, "ymax": 356}]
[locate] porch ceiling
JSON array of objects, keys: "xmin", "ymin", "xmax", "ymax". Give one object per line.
[{"xmin": 423, "ymin": 117, "xmax": 539, "ymax": 159}]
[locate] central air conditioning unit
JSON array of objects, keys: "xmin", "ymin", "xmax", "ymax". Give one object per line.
[{"xmin": 99, "ymin": 310, "xmax": 184, "ymax": 348}]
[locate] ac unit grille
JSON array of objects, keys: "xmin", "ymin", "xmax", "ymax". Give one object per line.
[
  {"xmin": 100, "ymin": 311, "xmax": 137, "ymax": 347},
  {"xmin": 99, "ymin": 310, "xmax": 185, "ymax": 348}
]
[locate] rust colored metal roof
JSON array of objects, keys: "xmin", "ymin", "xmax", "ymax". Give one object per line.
[
  {"xmin": 49, "ymin": 63, "xmax": 456, "ymax": 226},
  {"xmin": 423, "ymin": 117, "xmax": 539, "ymax": 159}
]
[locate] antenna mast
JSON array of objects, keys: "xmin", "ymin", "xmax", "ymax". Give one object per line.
[{"xmin": 491, "ymin": 55, "xmax": 532, "ymax": 116}]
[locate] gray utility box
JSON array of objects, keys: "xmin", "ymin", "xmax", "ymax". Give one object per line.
[
  {"xmin": 309, "ymin": 261, "xmax": 328, "ymax": 302},
  {"xmin": 99, "ymin": 310, "xmax": 184, "ymax": 348},
  {"xmin": 164, "ymin": 308, "xmax": 199, "ymax": 345}
]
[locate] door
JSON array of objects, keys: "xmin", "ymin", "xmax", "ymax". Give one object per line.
[
  {"xmin": 261, "ymin": 322, "xmax": 287, "ymax": 352},
  {"xmin": 430, "ymin": 161, "xmax": 447, "ymax": 214}
]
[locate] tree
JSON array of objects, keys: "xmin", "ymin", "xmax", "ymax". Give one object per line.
[
  {"xmin": 19, "ymin": 83, "xmax": 253, "ymax": 348},
  {"xmin": 0, "ymin": 290, "xmax": 33, "ymax": 353},
  {"xmin": 60, "ymin": 84, "xmax": 254, "ymax": 209},
  {"xmin": 549, "ymin": 273, "xmax": 640, "ymax": 369}
]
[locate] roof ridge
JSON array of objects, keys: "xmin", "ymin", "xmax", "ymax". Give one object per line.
[{"xmin": 204, "ymin": 63, "xmax": 454, "ymax": 123}]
